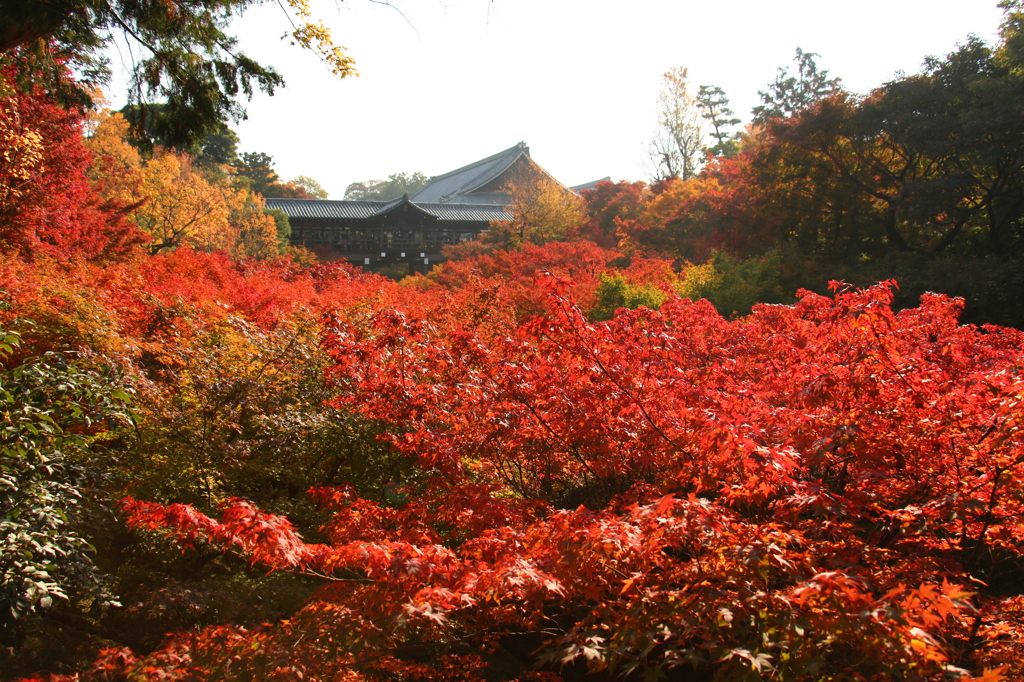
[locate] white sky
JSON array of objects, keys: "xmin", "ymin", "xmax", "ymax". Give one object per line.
[{"xmin": 109, "ymin": 0, "xmax": 1006, "ymax": 197}]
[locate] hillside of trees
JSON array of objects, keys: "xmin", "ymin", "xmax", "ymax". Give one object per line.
[{"xmin": 0, "ymin": 2, "xmax": 1023, "ymax": 681}]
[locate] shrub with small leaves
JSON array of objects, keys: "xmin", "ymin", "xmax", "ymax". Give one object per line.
[{"xmin": 0, "ymin": 323, "xmax": 132, "ymax": 639}]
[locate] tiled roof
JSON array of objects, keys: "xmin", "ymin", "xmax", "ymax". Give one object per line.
[
  {"xmin": 439, "ymin": 191, "xmax": 510, "ymax": 206},
  {"xmin": 265, "ymin": 197, "xmax": 512, "ymax": 223},
  {"xmin": 418, "ymin": 203, "xmax": 512, "ymax": 222},
  {"xmin": 264, "ymin": 198, "xmax": 385, "ymax": 219},
  {"xmin": 411, "ymin": 142, "xmax": 529, "ymax": 204},
  {"xmin": 570, "ymin": 177, "xmax": 612, "ymax": 194}
]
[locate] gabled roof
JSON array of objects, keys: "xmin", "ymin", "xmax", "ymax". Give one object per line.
[
  {"xmin": 411, "ymin": 142, "xmax": 530, "ymax": 204},
  {"xmin": 264, "ymin": 196, "xmax": 513, "ymax": 223}
]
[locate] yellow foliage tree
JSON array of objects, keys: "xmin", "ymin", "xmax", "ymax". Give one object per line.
[
  {"xmin": 230, "ymin": 191, "xmax": 282, "ymax": 259},
  {"xmin": 0, "ymin": 99, "xmax": 44, "ymax": 208},
  {"xmin": 86, "ymin": 110, "xmax": 284, "ymax": 257},
  {"xmin": 84, "ymin": 111, "xmax": 141, "ymax": 182},
  {"xmin": 486, "ymin": 163, "xmax": 585, "ymax": 249},
  {"xmin": 134, "ymin": 153, "xmax": 234, "ymax": 254},
  {"xmin": 641, "ymin": 176, "xmax": 721, "ymax": 230}
]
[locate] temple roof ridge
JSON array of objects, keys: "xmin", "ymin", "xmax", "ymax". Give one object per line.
[{"xmin": 411, "ymin": 142, "xmax": 529, "ymax": 204}]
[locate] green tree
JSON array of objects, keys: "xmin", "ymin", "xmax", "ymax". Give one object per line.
[
  {"xmin": 233, "ymin": 151, "xmax": 279, "ymax": 196},
  {"xmin": 752, "ymin": 47, "xmax": 843, "ymax": 124},
  {"xmin": 697, "ymin": 84, "xmax": 742, "ymax": 157},
  {"xmin": 880, "ymin": 37, "xmax": 1024, "ymax": 255},
  {"xmin": 0, "ymin": 0, "xmax": 356, "ymax": 149},
  {"xmin": 676, "ymin": 250, "xmax": 787, "ymax": 317},
  {"xmin": 119, "ymin": 104, "xmax": 241, "ymax": 161},
  {"xmin": 122, "ymin": 312, "xmax": 400, "ymax": 517},
  {"xmin": 344, "ymin": 171, "xmax": 430, "ymax": 201},
  {"xmin": 997, "ymin": 0, "xmax": 1024, "ymax": 71},
  {"xmin": 757, "ymin": 34, "xmax": 1024, "ymax": 260},
  {"xmin": 588, "ymin": 272, "xmax": 668, "ymax": 321},
  {"xmin": 265, "ymin": 207, "xmax": 292, "ymax": 246},
  {"xmin": 197, "ymin": 125, "xmax": 241, "ymax": 167}
]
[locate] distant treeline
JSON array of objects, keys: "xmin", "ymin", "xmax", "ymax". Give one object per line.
[{"xmin": 561, "ymin": 17, "xmax": 1024, "ymax": 327}]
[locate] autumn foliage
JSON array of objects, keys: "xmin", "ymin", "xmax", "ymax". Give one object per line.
[
  {"xmin": 0, "ymin": 74, "xmax": 145, "ymax": 260},
  {"xmin": 3, "ymin": 32, "xmax": 1024, "ymax": 682},
  {"xmin": 10, "ymin": 262, "xmax": 1019, "ymax": 680}
]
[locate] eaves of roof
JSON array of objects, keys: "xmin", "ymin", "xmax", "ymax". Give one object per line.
[
  {"xmin": 417, "ymin": 203, "xmax": 513, "ymax": 222},
  {"xmin": 264, "ymin": 197, "xmax": 512, "ymax": 223},
  {"xmin": 264, "ymin": 198, "xmax": 386, "ymax": 219}
]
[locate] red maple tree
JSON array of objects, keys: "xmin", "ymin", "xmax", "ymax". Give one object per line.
[
  {"xmin": 52, "ymin": 279, "xmax": 1021, "ymax": 681},
  {"xmin": 0, "ymin": 66, "xmax": 145, "ymax": 261}
]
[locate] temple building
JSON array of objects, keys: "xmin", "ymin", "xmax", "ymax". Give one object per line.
[{"xmin": 265, "ymin": 143, "xmax": 589, "ymax": 269}]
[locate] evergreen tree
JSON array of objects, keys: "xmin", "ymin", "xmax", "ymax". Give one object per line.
[
  {"xmin": 752, "ymin": 47, "xmax": 843, "ymax": 124},
  {"xmin": 697, "ymin": 85, "xmax": 742, "ymax": 157}
]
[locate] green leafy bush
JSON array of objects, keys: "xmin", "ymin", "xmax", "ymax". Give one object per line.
[
  {"xmin": 0, "ymin": 325, "xmax": 132, "ymax": 638},
  {"xmin": 676, "ymin": 250, "xmax": 788, "ymax": 317},
  {"xmin": 589, "ymin": 272, "xmax": 669, "ymax": 321}
]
